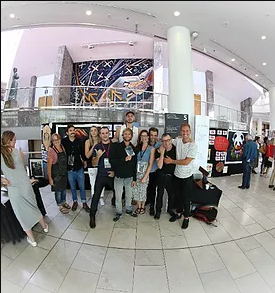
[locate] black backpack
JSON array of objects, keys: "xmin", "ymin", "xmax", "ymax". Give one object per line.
[{"xmin": 192, "ymin": 206, "xmax": 218, "ymax": 226}]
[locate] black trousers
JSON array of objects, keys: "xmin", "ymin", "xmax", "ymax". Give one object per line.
[
  {"xmin": 90, "ymin": 174, "xmax": 115, "ymax": 216},
  {"xmin": 146, "ymin": 171, "xmax": 158, "ymax": 207},
  {"xmin": 174, "ymin": 175, "xmax": 193, "ymax": 217},
  {"xmin": 156, "ymin": 173, "xmax": 175, "ymax": 213}
]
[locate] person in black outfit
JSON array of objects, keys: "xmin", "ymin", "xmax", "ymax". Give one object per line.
[
  {"xmin": 109, "ymin": 127, "xmax": 137, "ymax": 222},
  {"xmin": 89, "ymin": 127, "xmax": 115, "ymax": 228},
  {"xmin": 61, "ymin": 124, "xmax": 90, "ymax": 212},
  {"xmin": 154, "ymin": 133, "xmax": 176, "ymax": 219}
]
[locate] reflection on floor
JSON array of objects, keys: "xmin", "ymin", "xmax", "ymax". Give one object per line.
[{"xmin": 1, "ymin": 174, "xmax": 275, "ymax": 293}]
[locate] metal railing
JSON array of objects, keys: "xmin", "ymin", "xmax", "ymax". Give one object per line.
[{"xmin": 1, "ymin": 85, "xmax": 248, "ymax": 124}]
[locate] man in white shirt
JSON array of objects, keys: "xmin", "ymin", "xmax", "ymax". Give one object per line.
[{"xmin": 164, "ymin": 123, "xmax": 197, "ymax": 229}]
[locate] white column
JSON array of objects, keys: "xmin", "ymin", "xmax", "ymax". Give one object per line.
[
  {"xmin": 168, "ymin": 26, "xmax": 194, "ymax": 126},
  {"xmin": 269, "ymin": 87, "xmax": 275, "ymax": 133},
  {"xmin": 257, "ymin": 118, "xmax": 262, "ymax": 136}
]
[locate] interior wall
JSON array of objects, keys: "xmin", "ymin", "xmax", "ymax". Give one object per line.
[{"xmin": 35, "ymin": 74, "xmax": 54, "ymax": 106}]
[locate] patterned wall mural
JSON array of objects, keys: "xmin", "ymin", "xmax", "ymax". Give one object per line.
[{"xmin": 71, "ymin": 59, "xmax": 153, "ymax": 108}]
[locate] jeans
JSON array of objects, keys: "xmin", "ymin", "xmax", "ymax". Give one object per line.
[
  {"xmin": 90, "ymin": 174, "xmax": 115, "ymax": 216},
  {"xmin": 242, "ymin": 161, "xmax": 252, "ymax": 188},
  {"xmin": 174, "ymin": 175, "xmax": 193, "ymax": 217},
  {"xmin": 156, "ymin": 173, "xmax": 175, "ymax": 213},
  {"xmin": 114, "ymin": 177, "xmax": 133, "ymax": 214},
  {"xmin": 43, "ymin": 161, "xmax": 48, "ymax": 179},
  {"xmin": 68, "ymin": 168, "xmax": 86, "ymax": 203},
  {"xmin": 146, "ymin": 171, "xmax": 158, "ymax": 206},
  {"xmin": 270, "ymin": 167, "xmax": 275, "ymax": 186},
  {"xmin": 55, "ymin": 189, "xmax": 66, "ymax": 206},
  {"xmin": 88, "ymin": 168, "xmax": 105, "ymax": 198}
]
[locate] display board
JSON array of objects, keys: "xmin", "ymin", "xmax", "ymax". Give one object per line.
[
  {"xmin": 194, "ymin": 115, "xmax": 210, "ymax": 170},
  {"xmin": 164, "ymin": 113, "xmax": 188, "ymax": 138}
]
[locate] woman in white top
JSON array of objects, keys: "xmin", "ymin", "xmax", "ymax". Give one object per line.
[{"xmin": 85, "ymin": 126, "xmax": 105, "ymax": 205}]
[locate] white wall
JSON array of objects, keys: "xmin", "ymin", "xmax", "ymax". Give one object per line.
[{"xmin": 35, "ymin": 74, "xmax": 54, "ymax": 106}]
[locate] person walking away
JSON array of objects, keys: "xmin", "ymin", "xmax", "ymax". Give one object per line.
[
  {"xmin": 268, "ymin": 138, "xmax": 275, "ymax": 190},
  {"xmin": 260, "ymin": 137, "xmax": 268, "ymax": 176},
  {"xmin": 252, "ymin": 136, "xmax": 260, "ymax": 174},
  {"xmin": 47, "ymin": 133, "xmax": 70, "ymax": 214},
  {"xmin": 1, "ymin": 131, "xmax": 48, "ymax": 247},
  {"xmin": 264, "ymin": 138, "xmax": 275, "ymax": 179},
  {"xmin": 238, "ymin": 135, "xmax": 258, "ymax": 189}
]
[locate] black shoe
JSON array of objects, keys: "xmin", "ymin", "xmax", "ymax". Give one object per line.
[
  {"xmin": 273, "ymin": 187, "xmax": 275, "ymax": 191},
  {"xmin": 113, "ymin": 213, "xmax": 122, "ymax": 222},
  {"xmin": 111, "ymin": 197, "xmax": 116, "ymax": 206},
  {"xmin": 269, "ymin": 185, "xmax": 274, "ymax": 188},
  {"xmin": 169, "ymin": 213, "xmax": 181, "ymax": 222},
  {"xmin": 126, "ymin": 210, "xmax": 138, "ymax": 218},
  {"xmin": 238, "ymin": 186, "xmax": 245, "ymax": 189},
  {"xmin": 167, "ymin": 209, "xmax": 175, "ymax": 216},
  {"xmin": 83, "ymin": 203, "xmax": 90, "ymax": 213},
  {"xmin": 252, "ymin": 170, "xmax": 257, "ymax": 174},
  {"xmin": 246, "ymin": 186, "xmax": 250, "ymax": 189},
  {"xmin": 181, "ymin": 218, "xmax": 189, "ymax": 229},
  {"xmin": 149, "ymin": 206, "xmax": 154, "ymax": 216},
  {"xmin": 89, "ymin": 215, "xmax": 96, "ymax": 229},
  {"xmin": 154, "ymin": 212, "xmax": 161, "ymax": 220}
]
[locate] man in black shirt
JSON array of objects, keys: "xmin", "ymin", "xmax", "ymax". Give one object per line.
[
  {"xmin": 154, "ymin": 133, "xmax": 176, "ymax": 219},
  {"xmin": 89, "ymin": 127, "xmax": 115, "ymax": 228},
  {"xmin": 109, "ymin": 127, "xmax": 137, "ymax": 222},
  {"xmin": 62, "ymin": 124, "xmax": 90, "ymax": 212}
]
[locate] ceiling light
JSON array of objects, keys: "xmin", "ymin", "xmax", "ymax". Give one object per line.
[
  {"xmin": 261, "ymin": 36, "xmax": 266, "ymax": 40},
  {"xmin": 174, "ymin": 11, "xmax": 180, "ymax": 17},
  {"xmin": 255, "ymin": 74, "xmax": 259, "ymax": 77},
  {"xmin": 231, "ymin": 58, "xmax": 235, "ymax": 62},
  {"xmin": 9, "ymin": 13, "xmax": 15, "ymax": 18},
  {"xmin": 86, "ymin": 10, "xmax": 92, "ymax": 16},
  {"xmin": 263, "ymin": 62, "xmax": 266, "ymax": 65}
]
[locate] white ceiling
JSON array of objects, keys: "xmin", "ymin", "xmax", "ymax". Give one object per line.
[
  {"xmin": 1, "ymin": 1, "xmax": 275, "ymax": 90},
  {"xmin": 11, "ymin": 26, "xmax": 263, "ymax": 107}
]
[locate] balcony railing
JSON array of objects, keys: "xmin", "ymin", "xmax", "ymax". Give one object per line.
[{"xmin": 1, "ymin": 85, "xmax": 249, "ymax": 125}]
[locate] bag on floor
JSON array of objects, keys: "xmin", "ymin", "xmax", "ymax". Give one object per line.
[{"xmin": 192, "ymin": 206, "xmax": 218, "ymax": 226}]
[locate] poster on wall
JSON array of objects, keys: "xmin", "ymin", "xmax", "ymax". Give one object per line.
[
  {"xmin": 225, "ymin": 130, "xmax": 248, "ymax": 164},
  {"xmin": 71, "ymin": 59, "xmax": 153, "ymax": 108}
]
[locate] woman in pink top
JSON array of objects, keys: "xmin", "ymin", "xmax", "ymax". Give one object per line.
[{"xmin": 47, "ymin": 133, "xmax": 70, "ymax": 214}]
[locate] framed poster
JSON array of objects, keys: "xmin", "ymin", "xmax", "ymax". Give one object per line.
[
  {"xmin": 29, "ymin": 158, "xmax": 44, "ymax": 178},
  {"xmin": 225, "ymin": 130, "xmax": 248, "ymax": 164}
]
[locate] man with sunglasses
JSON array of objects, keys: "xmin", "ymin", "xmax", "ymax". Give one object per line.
[{"xmin": 154, "ymin": 133, "xmax": 176, "ymax": 219}]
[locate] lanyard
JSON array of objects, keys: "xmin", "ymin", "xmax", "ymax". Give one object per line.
[
  {"xmin": 101, "ymin": 142, "xmax": 111, "ymax": 158},
  {"xmin": 140, "ymin": 146, "xmax": 148, "ymax": 160}
]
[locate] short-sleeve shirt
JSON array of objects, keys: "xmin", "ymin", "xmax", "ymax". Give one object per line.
[
  {"xmin": 155, "ymin": 145, "xmax": 176, "ymax": 175},
  {"xmin": 173, "ymin": 139, "xmax": 197, "ymax": 179},
  {"xmin": 92, "ymin": 142, "xmax": 112, "ymax": 176}
]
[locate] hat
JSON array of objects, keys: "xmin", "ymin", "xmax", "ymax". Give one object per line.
[{"xmin": 125, "ymin": 111, "xmax": 135, "ymax": 116}]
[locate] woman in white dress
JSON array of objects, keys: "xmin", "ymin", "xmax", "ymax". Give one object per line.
[{"xmin": 1, "ymin": 131, "xmax": 49, "ymax": 247}]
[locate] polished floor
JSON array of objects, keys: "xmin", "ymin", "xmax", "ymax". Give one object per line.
[{"xmin": 1, "ymin": 173, "xmax": 275, "ymax": 293}]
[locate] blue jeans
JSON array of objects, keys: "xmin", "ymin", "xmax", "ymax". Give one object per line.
[
  {"xmin": 55, "ymin": 190, "xmax": 66, "ymax": 206},
  {"xmin": 242, "ymin": 161, "xmax": 252, "ymax": 188},
  {"xmin": 68, "ymin": 168, "xmax": 86, "ymax": 203},
  {"xmin": 114, "ymin": 177, "xmax": 133, "ymax": 214}
]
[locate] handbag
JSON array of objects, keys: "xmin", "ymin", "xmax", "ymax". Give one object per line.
[{"xmin": 268, "ymin": 157, "xmax": 274, "ymax": 163}]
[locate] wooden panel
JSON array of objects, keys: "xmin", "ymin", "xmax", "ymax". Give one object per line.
[{"xmin": 194, "ymin": 94, "xmax": 201, "ymax": 115}]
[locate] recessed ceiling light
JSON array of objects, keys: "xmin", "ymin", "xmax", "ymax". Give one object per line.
[
  {"xmin": 263, "ymin": 62, "xmax": 267, "ymax": 65},
  {"xmin": 261, "ymin": 36, "xmax": 266, "ymax": 40},
  {"xmin": 86, "ymin": 10, "xmax": 92, "ymax": 16},
  {"xmin": 255, "ymin": 74, "xmax": 259, "ymax": 77},
  {"xmin": 231, "ymin": 58, "xmax": 235, "ymax": 62},
  {"xmin": 174, "ymin": 11, "xmax": 180, "ymax": 17},
  {"xmin": 9, "ymin": 13, "xmax": 15, "ymax": 18}
]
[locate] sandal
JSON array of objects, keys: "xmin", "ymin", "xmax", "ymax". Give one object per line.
[
  {"xmin": 62, "ymin": 203, "xmax": 71, "ymax": 209},
  {"xmin": 140, "ymin": 208, "xmax": 146, "ymax": 214},
  {"xmin": 135, "ymin": 208, "xmax": 141, "ymax": 214},
  {"xmin": 59, "ymin": 206, "xmax": 69, "ymax": 214}
]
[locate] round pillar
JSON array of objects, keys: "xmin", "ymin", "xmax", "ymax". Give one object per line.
[{"xmin": 269, "ymin": 87, "xmax": 275, "ymax": 132}]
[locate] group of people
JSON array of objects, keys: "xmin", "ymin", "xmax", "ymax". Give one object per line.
[
  {"xmin": 239, "ymin": 135, "xmax": 275, "ymax": 190},
  {"xmin": 1, "ymin": 111, "xmax": 198, "ymax": 247}
]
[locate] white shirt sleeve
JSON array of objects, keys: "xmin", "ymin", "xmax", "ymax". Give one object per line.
[{"xmin": 187, "ymin": 142, "xmax": 197, "ymax": 159}]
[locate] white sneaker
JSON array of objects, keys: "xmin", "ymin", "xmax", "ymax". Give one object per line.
[
  {"xmin": 43, "ymin": 223, "xmax": 49, "ymax": 233},
  {"xmin": 27, "ymin": 237, "xmax": 37, "ymax": 247},
  {"xmin": 100, "ymin": 198, "xmax": 105, "ymax": 206}
]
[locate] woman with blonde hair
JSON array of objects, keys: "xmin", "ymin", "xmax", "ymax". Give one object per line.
[
  {"xmin": 85, "ymin": 126, "xmax": 105, "ymax": 205},
  {"xmin": 262, "ymin": 138, "xmax": 275, "ymax": 178},
  {"xmin": 47, "ymin": 133, "xmax": 70, "ymax": 214},
  {"xmin": 1, "ymin": 131, "xmax": 48, "ymax": 247}
]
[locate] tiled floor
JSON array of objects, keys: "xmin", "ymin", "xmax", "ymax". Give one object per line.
[{"xmin": 1, "ymin": 174, "xmax": 275, "ymax": 293}]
